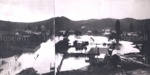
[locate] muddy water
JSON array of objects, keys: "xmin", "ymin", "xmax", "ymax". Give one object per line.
[{"xmin": 0, "ymin": 39, "xmax": 55, "ymax": 75}]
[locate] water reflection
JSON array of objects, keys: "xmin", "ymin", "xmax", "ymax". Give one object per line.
[
  {"xmin": 60, "ymin": 57, "xmax": 89, "ymax": 71},
  {"xmin": 55, "ymin": 35, "xmax": 140, "ymax": 72},
  {"xmin": 0, "ymin": 39, "xmax": 55, "ymax": 75}
]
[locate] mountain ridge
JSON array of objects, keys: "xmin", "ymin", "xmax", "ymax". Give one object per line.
[
  {"xmin": 54, "ymin": 16, "xmax": 150, "ymax": 33},
  {"xmin": 0, "ymin": 16, "xmax": 150, "ymax": 33}
]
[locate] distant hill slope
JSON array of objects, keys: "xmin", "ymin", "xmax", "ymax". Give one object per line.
[
  {"xmin": 55, "ymin": 17, "xmax": 150, "ymax": 33},
  {"xmin": 0, "ymin": 18, "xmax": 54, "ymax": 32},
  {"xmin": 0, "ymin": 17, "xmax": 150, "ymax": 34}
]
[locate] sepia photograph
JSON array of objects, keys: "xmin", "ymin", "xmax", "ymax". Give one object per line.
[
  {"xmin": 55, "ymin": 0, "xmax": 150, "ymax": 75},
  {"xmin": 0, "ymin": 0, "xmax": 55, "ymax": 75}
]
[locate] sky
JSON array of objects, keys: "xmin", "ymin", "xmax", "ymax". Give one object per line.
[
  {"xmin": 0, "ymin": 0, "xmax": 150, "ymax": 22},
  {"xmin": 55, "ymin": 0, "xmax": 150, "ymax": 20},
  {"xmin": 0, "ymin": 0, "xmax": 54, "ymax": 22}
]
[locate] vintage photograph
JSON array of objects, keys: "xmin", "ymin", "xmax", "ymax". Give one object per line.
[
  {"xmin": 1, "ymin": 0, "xmax": 150, "ymax": 75},
  {"xmin": 0, "ymin": 0, "xmax": 55, "ymax": 75},
  {"xmin": 55, "ymin": 0, "xmax": 150, "ymax": 75}
]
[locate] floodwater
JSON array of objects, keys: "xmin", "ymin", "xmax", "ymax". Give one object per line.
[
  {"xmin": 0, "ymin": 39, "xmax": 55, "ymax": 75},
  {"xmin": 55, "ymin": 35, "xmax": 140, "ymax": 72},
  {"xmin": 0, "ymin": 35, "xmax": 140, "ymax": 75}
]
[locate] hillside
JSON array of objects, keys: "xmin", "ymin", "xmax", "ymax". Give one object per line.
[
  {"xmin": 1, "ymin": 17, "xmax": 150, "ymax": 34},
  {"xmin": 0, "ymin": 18, "xmax": 54, "ymax": 32},
  {"xmin": 55, "ymin": 17, "xmax": 150, "ymax": 33}
]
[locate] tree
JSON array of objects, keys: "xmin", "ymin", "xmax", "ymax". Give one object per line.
[
  {"xmin": 55, "ymin": 38, "xmax": 70, "ymax": 54},
  {"xmin": 26, "ymin": 25, "xmax": 32, "ymax": 30},
  {"xmin": 37, "ymin": 25, "xmax": 41, "ymax": 32},
  {"xmin": 129, "ymin": 22, "xmax": 134, "ymax": 32},
  {"xmin": 75, "ymin": 30, "xmax": 82, "ymax": 36},
  {"xmin": 115, "ymin": 20, "xmax": 120, "ymax": 44},
  {"xmin": 92, "ymin": 30, "xmax": 99, "ymax": 35}
]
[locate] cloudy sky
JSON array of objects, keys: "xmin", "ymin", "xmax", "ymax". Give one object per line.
[
  {"xmin": 0, "ymin": 0, "xmax": 150, "ymax": 22},
  {"xmin": 55, "ymin": 0, "xmax": 150, "ymax": 20},
  {"xmin": 0, "ymin": 0, "xmax": 54, "ymax": 22}
]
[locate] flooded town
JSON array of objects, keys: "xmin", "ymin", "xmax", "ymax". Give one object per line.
[
  {"xmin": 55, "ymin": 18, "xmax": 150, "ymax": 75},
  {"xmin": 1, "ymin": 0, "xmax": 150, "ymax": 75}
]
